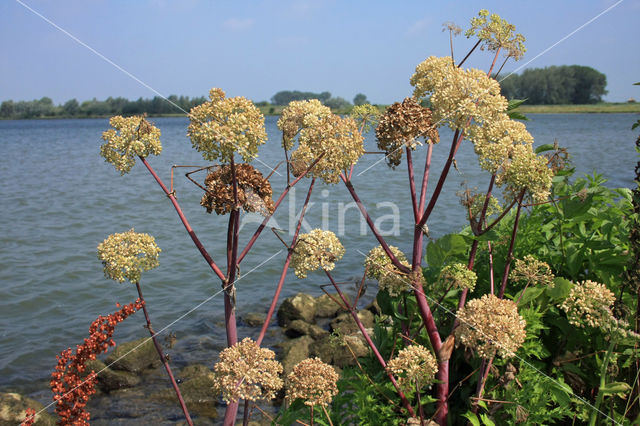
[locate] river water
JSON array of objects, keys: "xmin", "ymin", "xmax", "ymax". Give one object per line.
[{"xmin": 0, "ymin": 114, "xmax": 637, "ymax": 413}]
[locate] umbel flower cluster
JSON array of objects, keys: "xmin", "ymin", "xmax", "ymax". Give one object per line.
[
  {"xmin": 97, "ymin": 229, "xmax": 161, "ymax": 284},
  {"xmin": 410, "ymin": 56, "xmax": 507, "ymax": 130},
  {"xmin": 286, "ymin": 358, "xmax": 339, "ymax": 407},
  {"xmin": 200, "ymin": 163, "xmax": 274, "ymax": 215},
  {"xmin": 291, "ymin": 229, "xmax": 345, "ymax": 278},
  {"xmin": 100, "ymin": 115, "xmax": 162, "ymax": 174},
  {"xmin": 375, "ymin": 97, "xmax": 440, "ymax": 168},
  {"xmin": 440, "ymin": 263, "xmax": 478, "ymax": 291},
  {"xmin": 364, "ymin": 245, "xmax": 411, "ymax": 296},
  {"xmin": 455, "ymin": 294, "xmax": 526, "ymax": 358},
  {"xmin": 465, "ymin": 9, "xmax": 526, "ymax": 60},
  {"xmin": 188, "ymin": 88, "xmax": 267, "ymax": 163},
  {"xmin": 560, "ymin": 280, "xmax": 616, "ymax": 329},
  {"xmin": 50, "ymin": 300, "xmax": 143, "ymax": 425},
  {"xmin": 387, "ymin": 345, "xmax": 438, "ymax": 392},
  {"xmin": 510, "ymin": 255, "xmax": 555, "ymax": 288},
  {"xmin": 213, "ymin": 338, "xmax": 283, "ymax": 403},
  {"xmin": 410, "ymin": 55, "xmax": 552, "ymax": 202},
  {"xmin": 278, "ymin": 99, "xmax": 364, "ymax": 184}
]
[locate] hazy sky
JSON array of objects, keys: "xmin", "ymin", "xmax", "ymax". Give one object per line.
[{"xmin": 2, "ymin": 0, "xmax": 639, "ymax": 105}]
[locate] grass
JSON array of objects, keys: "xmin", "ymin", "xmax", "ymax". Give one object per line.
[{"xmin": 517, "ymin": 103, "xmax": 640, "ymax": 113}]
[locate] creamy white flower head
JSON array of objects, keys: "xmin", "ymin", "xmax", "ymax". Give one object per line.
[
  {"xmin": 97, "ymin": 229, "xmax": 160, "ymax": 283},
  {"xmin": 387, "ymin": 345, "xmax": 438, "ymax": 392},
  {"xmin": 286, "ymin": 358, "xmax": 339, "ymax": 407},
  {"xmin": 410, "ymin": 57, "xmax": 507, "ymax": 130},
  {"xmin": 188, "ymin": 88, "xmax": 267, "ymax": 163},
  {"xmin": 455, "ymin": 294, "xmax": 526, "ymax": 358},
  {"xmin": 291, "ymin": 229, "xmax": 345, "ymax": 278},
  {"xmin": 100, "ymin": 116, "xmax": 162, "ymax": 174},
  {"xmin": 364, "ymin": 245, "xmax": 411, "ymax": 296},
  {"xmin": 465, "ymin": 9, "xmax": 526, "ymax": 60},
  {"xmin": 213, "ymin": 338, "xmax": 283, "ymax": 403}
]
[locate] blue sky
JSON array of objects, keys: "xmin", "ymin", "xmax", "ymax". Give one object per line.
[{"xmin": 1, "ymin": 0, "xmax": 638, "ymax": 105}]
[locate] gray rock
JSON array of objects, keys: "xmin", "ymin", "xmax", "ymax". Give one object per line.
[
  {"xmin": 310, "ymin": 334, "xmax": 370, "ymax": 368},
  {"xmin": 330, "ymin": 310, "xmax": 374, "ymax": 336},
  {"xmin": 151, "ymin": 371, "xmax": 218, "ymax": 419},
  {"xmin": 277, "ymin": 293, "xmax": 316, "ymax": 326},
  {"xmin": 314, "ymin": 293, "xmax": 349, "ymax": 318},
  {"xmin": 284, "ymin": 320, "xmax": 329, "ymax": 340},
  {"xmin": 87, "ymin": 359, "xmax": 141, "ymax": 392},
  {"xmin": 277, "ymin": 335, "xmax": 314, "ymax": 375},
  {"xmin": 106, "ymin": 337, "xmax": 160, "ymax": 373},
  {"xmin": 179, "ymin": 364, "xmax": 212, "ymax": 381},
  {"xmin": 243, "ymin": 312, "xmax": 267, "ymax": 327},
  {"xmin": 0, "ymin": 392, "xmax": 55, "ymax": 426}
]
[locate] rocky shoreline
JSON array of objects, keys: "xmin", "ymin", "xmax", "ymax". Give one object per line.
[{"xmin": 1, "ymin": 290, "xmax": 379, "ymax": 425}]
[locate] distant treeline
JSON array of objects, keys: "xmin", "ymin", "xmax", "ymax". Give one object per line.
[
  {"xmin": 0, "ymin": 90, "xmax": 373, "ymax": 119},
  {"xmin": 499, "ymin": 65, "xmax": 607, "ymax": 104},
  {"xmin": 0, "ymin": 95, "xmax": 207, "ymax": 120}
]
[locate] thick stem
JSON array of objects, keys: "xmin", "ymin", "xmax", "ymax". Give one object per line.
[
  {"xmin": 324, "ymin": 270, "xmax": 416, "ymax": 417},
  {"xmin": 341, "ymin": 176, "xmax": 411, "ymax": 274},
  {"xmin": 242, "ymin": 400, "xmax": 250, "ymax": 426},
  {"xmin": 237, "ymin": 155, "xmax": 323, "ymax": 264},
  {"xmin": 135, "ymin": 282, "xmax": 193, "ymax": 426},
  {"xmin": 472, "ymin": 357, "xmax": 494, "ymax": 414},
  {"xmin": 256, "ymin": 179, "xmax": 315, "ymax": 345},
  {"xmin": 417, "ymin": 130, "xmax": 465, "ymax": 229},
  {"xmin": 418, "ymin": 143, "xmax": 433, "ymax": 218},
  {"xmin": 406, "ymin": 147, "xmax": 419, "ymax": 222},
  {"xmin": 487, "ymin": 48, "xmax": 502, "ymax": 77},
  {"xmin": 139, "ymin": 157, "xmax": 226, "ymax": 281},
  {"xmin": 498, "ymin": 192, "xmax": 525, "ymax": 298}
]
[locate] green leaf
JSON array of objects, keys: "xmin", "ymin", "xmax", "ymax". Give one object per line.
[
  {"xmin": 549, "ymin": 380, "xmax": 573, "ymax": 406},
  {"xmin": 546, "ymin": 278, "xmax": 573, "ymax": 301},
  {"xmin": 518, "ymin": 286, "xmax": 544, "ymax": 305},
  {"xmin": 599, "ymin": 381, "xmax": 632, "ymax": 396},
  {"xmin": 426, "ymin": 233, "xmax": 468, "ymax": 266},
  {"xmin": 480, "ymin": 413, "xmax": 496, "ymax": 426},
  {"xmin": 535, "ymin": 143, "xmax": 557, "ymax": 154},
  {"xmin": 462, "ymin": 412, "xmax": 481, "ymax": 426}
]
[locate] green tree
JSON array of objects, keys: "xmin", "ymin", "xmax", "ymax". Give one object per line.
[
  {"xmin": 63, "ymin": 99, "xmax": 79, "ymax": 116},
  {"xmin": 0, "ymin": 100, "xmax": 14, "ymax": 118},
  {"xmin": 353, "ymin": 93, "xmax": 368, "ymax": 106}
]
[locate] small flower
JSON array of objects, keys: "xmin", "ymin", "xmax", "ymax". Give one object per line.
[
  {"xmin": 387, "ymin": 345, "xmax": 438, "ymax": 392},
  {"xmin": 213, "ymin": 338, "xmax": 283, "ymax": 403},
  {"xmin": 364, "ymin": 245, "xmax": 411, "ymax": 296},
  {"xmin": 349, "ymin": 103, "xmax": 381, "ymax": 134},
  {"xmin": 277, "ymin": 99, "xmax": 331, "ymax": 150},
  {"xmin": 291, "ymin": 230, "xmax": 345, "ymax": 278},
  {"xmin": 440, "ymin": 263, "xmax": 477, "ymax": 291},
  {"xmin": 510, "ymin": 255, "xmax": 554, "ymax": 288},
  {"xmin": 455, "ymin": 294, "xmax": 526, "ymax": 358},
  {"xmin": 286, "ymin": 358, "xmax": 339, "ymax": 407},
  {"xmin": 496, "ymin": 144, "xmax": 553, "ymax": 203},
  {"xmin": 375, "ymin": 97, "xmax": 439, "ymax": 168},
  {"xmin": 560, "ymin": 280, "xmax": 615, "ymax": 330},
  {"xmin": 100, "ymin": 116, "xmax": 162, "ymax": 174},
  {"xmin": 188, "ymin": 88, "xmax": 267, "ymax": 163},
  {"xmin": 465, "ymin": 9, "xmax": 526, "ymax": 60},
  {"xmin": 200, "ymin": 163, "xmax": 274, "ymax": 215},
  {"xmin": 97, "ymin": 229, "xmax": 160, "ymax": 283}
]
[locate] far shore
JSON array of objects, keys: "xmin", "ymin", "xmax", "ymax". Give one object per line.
[{"xmin": 1, "ymin": 103, "xmax": 638, "ymax": 121}]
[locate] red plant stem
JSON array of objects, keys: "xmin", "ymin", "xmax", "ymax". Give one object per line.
[
  {"xmin": 135, "ymin": 282, "xmax": 193, "ymax": 425},
  {"xmin": 418, "ymin": 143, "xmax": 433, "ymax": 218},
  {"xmin": 324, "ymin": 270, "xmax": 416, "ymax": 418},
  {"xmin": 237, "ymin": 155, "xmax": 323, "ymax": 265},
  {"xmin": 411, "ymin": 226, "xmax": 447, "ymax": 424},
  {"xmin": 406, "ymin": 147, "xmax": 419, "ymax": 222},
  {"xmin": 487, "ymin": 48, "xmax": 502, "ymax": 77},
  {"xmin": 341, "ymin": 176, "xmax": 411, "ymax": 274},
  {"xmin": 498, "ymin": 192, "xmax": 525, "ymax": 298},
  {"xmin": 477, "ymin": 197, "xmax": 518, "ymax": 236},
  {"xmin": 457, "ymin": 39, "xmax": 482, "ymax": 67},
  {"xmin": 139, "ymin": 157, "xmax": 226, "ymax": 282},
  {"xmin": 256, "ymin": 178, "xmax": 315, "ymax": 346},
  {"xmin": 417, "ymin": 130, "xmax": 464, "ymax": 229},
  {"xmin": 472, "ymin": 357, "xmax": 494, "ymax": 413}
]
